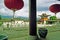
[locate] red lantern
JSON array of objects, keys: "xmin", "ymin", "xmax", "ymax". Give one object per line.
[
  {"xmin": 4, "ymin": 0, "xmax": 24, "ymax": 11},
  {"xmin": 49, "ymin": 4, "xmax": 60, "ymax": 14},
  {"xmin": 4, "ymin": 0, "xmax": 24, "ymax": 19}
]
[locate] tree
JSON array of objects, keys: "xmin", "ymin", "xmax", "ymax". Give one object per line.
[
  {"xmin": 0, "ymin": 15, "xmax": 3, "ymax": 26},
  {"xmin": 49, "ymin": 16, "xmax": 57, "ymax": 24},
  {"xmin": 50, "ymin": 16, "xmax": 57, "ymax": 20},
  {"xmin": 0, "ymin": 15, "xmax": 2, "ymax": 20}
]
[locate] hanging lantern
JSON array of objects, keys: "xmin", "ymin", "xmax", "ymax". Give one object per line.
[
  {"xmin": 49, "ymin": 4, "xmax": 60, "ymax": 14},
  {"xmin": 4, "ymin": 0, "xmax": 24, "ymax": 19},
  {"xmin": 4, "ymin": 0, "xmax": 24, "ymax": 11}
]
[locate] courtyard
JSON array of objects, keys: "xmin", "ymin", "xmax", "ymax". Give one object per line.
[{"xmin": 0, "ymin": 22, "xmax": 60, "ymax": 40}]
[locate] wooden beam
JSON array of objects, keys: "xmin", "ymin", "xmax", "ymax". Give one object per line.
[{"xmin": 29, "ymin": 0, "xmax": 37, "ymax": 36}]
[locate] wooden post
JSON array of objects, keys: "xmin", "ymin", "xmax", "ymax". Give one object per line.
[{"xmin": 29, "ymin": 0, "xmax": 37, "ymax": 40}]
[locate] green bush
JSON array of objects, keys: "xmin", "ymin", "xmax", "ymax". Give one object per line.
[
  {"xmin": 0, "ymin": 15, "xmax": 2, "ymax": 20},
  {"xmin": 50, "ymin": 16, "xmax": 57, "ymax": 20},
  {"xmin": 0, "ymin": 22, "xmax": 3, "ymax": 26},
  {"xmin": 48, "ymin": 16, "xmax": 57, "ymax": 24}
]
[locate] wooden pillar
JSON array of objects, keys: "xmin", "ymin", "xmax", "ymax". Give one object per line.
[{"xmin": 29, "ymin": 0, "xmax": 37, "ymax": 40}]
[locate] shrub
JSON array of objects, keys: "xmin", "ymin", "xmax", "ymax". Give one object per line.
[{"xmin": 0, "ymin": 22, "xmax": 3, "ymax": 26}]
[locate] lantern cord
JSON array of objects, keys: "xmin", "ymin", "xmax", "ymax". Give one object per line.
[
  {"xmin": 55, "ymin": 13, "xmax": 56, "ymax": 17},
  {"xmin": 12, "ymin": 10, "xmax": 16, "ymax": 24},
  {"xmin": 12, "ymin": 9, "xmax": 16, "ymax": 19},
  {"xmin": 13, "ymin": 10, "xmax": 15, "ymax": 19}
]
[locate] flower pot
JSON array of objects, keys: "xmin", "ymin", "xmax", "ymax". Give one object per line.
[{"xmin": 38, "ymin": 28, "xmax": 48, "ymax": 38}]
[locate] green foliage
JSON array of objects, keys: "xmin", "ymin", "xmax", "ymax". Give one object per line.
[
  {"xmin": 48, "ymin": 16, "xmax": 57, "ymax": 24},
  {"xmin": 0, "ymin": 15, "xmax": 2, "ymax": 20},
  {"xmin": 50, "ymin": 16, "xmax": 57, "ymax": 20},
  {"xmin": 0, "ymin": 22, "xmax": 3, "ymax": 26}
]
